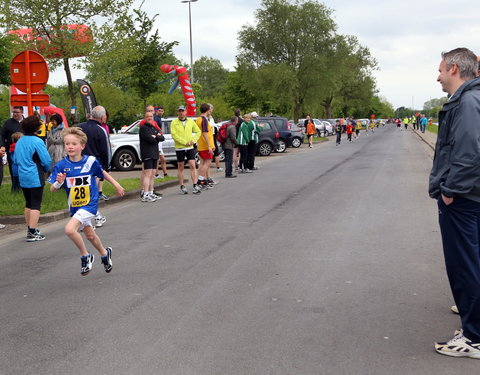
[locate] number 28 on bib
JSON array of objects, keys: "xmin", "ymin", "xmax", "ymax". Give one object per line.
[{"xmin": 67, "ymin": 175, "xmax": 91, "ymax": 207}]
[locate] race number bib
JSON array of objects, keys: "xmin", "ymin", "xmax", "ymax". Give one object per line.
[{"xmin": 66, "ymin": 175, "xmax": 91, "ymax": 207}]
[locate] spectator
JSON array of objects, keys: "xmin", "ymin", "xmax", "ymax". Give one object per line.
[
  {"xmin": 237, "ymin": 113, "xmax": 252, "ymax": 173},
  {"xmin": 222, "ymin": 116, "xmax": 238, "ymax": 178},
  {"xmin": 13, "ymin": 116, "xmax": 51, "ymax": 241},
  {"xmin": 139, "ymin": 111, "xmax": 164, "ymax": 202},
  {"xmin": 46, "ymin": 113, "xmax": 66, "ymax": 171},
  {"xmin": 195, "ymin": 103, "xmax": 215, "ymax": 189},
  {"xmin": 429, "ymin": 47, "xmax": 480, "ymax": 359},
  {"xmin": 170, "ymin": 105, "xmax": 202, "ymax": 194},
  {"xmin": 1, "ymin": 106, "xmax": 24, "ymax": 191},
  {"xmin": 79, "ymin": 106, "xmax": 111, "ymax": 227}
]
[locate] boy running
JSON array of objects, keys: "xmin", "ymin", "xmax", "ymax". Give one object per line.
[{"xmin": 49, "ymin": 127, "xmax": 125, "ymax": 276}]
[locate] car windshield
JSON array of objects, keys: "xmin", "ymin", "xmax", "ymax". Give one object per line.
[{"xmin": 125, "ymin": 123, "xmax": 140, "ymax": 134}]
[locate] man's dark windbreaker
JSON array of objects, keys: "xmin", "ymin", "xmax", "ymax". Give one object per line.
[{"xmin": 429, "ymin": 77, "xmax": 480, "ymax": 202}]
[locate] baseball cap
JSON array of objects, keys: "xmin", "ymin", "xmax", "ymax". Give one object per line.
[
  {"xmin": 178, "ymin": 105, "xmax": 186, "ymax": 111},
  {"xmin": 251, "ymin": 111, "xmax": 259, "ymax": 118}
]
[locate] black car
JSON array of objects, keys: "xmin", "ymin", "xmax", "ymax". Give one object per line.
[
  {"xmin": 255, "ymin": 117, "xmax": 281, "ymax": 156},
  {"xmin": 267, "ymin": 117, "xmax": 293, "ymax": 153}
]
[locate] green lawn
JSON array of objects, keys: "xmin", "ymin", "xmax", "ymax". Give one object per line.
[
  {"xmin": 0, "ymin": 176, "xmax": 175, "ymax": 216},
  {"xmin": 426, "ymin": 124, "xmax": 438, "ymax": 134}
]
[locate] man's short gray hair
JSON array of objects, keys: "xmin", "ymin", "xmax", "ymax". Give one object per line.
[
  {"xmin": 442, "ymin": 48, "xmax": 478, "ymax": 80},
  {"xmin": 91, "ymin": 106, "xmax": 106, "ymax": 120}
]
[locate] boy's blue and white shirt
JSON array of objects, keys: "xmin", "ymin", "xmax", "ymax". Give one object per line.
[{"xmin": 48, "ymin": 155, "xmax": 104, "ymax": 216}]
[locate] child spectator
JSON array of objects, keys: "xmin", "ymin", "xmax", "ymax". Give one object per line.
[
  {"xmin": 49, "ymin": 127, "xmax": 124, "ymax": 276},
  {"xmin": 10, "ymin": 132, "xmax": 23, "ymax": 178}
]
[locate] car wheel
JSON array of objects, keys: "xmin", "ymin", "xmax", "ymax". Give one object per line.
[
  {"xmin": 113, "ymin": 149, "xmax": 136, "ymax": 171},
  {"xmin": 275, "ymin": 139, "xmax": 287, "ymax": 153},
  {"xmin": 291, "ymin": 137, "xmax": 302, "ymax": 148},
  {"xmin": 316, "ymin": 129, "xmax": 322, "ymax": 137},
  {"xmin": 258, "ymin": 141, "xmax": 272, "ymax": 156}
]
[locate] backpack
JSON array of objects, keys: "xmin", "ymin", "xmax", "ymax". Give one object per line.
[{"xmin": 217, "ymin": 123, "xmax": 229, "ymax": 143}]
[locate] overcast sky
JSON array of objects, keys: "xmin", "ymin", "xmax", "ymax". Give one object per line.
[{"xmin": 51, "ymin": 0, "xmax": 480, "ymax": 110}]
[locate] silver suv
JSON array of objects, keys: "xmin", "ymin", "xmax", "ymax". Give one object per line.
[{"xmin": 110, "ymin": 117, "xmax": 181, "ymax": 171}]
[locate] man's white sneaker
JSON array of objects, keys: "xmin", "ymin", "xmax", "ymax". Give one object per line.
[
  {"xmin": 435, "ymin": 332, "xmax": 480, "ymax": 358},
  {"xmin": 451, "ymin": 305, "xmax": 460, "ymax": 314}
]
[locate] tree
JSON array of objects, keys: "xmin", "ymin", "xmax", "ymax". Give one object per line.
[
  {"xmin": 0, "ymin": 0, "xmax": 133, "ymax": 110},
  {"xmin": 193, "ymin": 56, "xmax": 228, "ymax": 97},
  {"xmin": 0, "ymin": 35, "xmax": 14, "ymax": 85},
  {"xmin": 423, "ymin": 97, "xmax": 447, "ymax": 118},
  {"xmin": 83, "ymin": 7, "xmax": 177, "ymax": 106},
  {"xmin": 237, "ymin": 0, "xmax": 336, "ymax": 120}
]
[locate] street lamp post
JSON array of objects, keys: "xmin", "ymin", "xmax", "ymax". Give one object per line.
[{"xmin": 181, "ymin": 0, "xmax": 198, "ymax": 83}]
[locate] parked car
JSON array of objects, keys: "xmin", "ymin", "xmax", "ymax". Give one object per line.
[
  {"xmin": 297, "ymin": 118, "xmax": 326, "ymax": 137},
  {"xmin": 110, "ymin": 117, "xmax": 192, "ymax": 171},
  {"xmin": 319, "ymin": 120, "xmax": 335, "ymax": 136},
  {"xmin": 255, "ymin": 117, "xmax": 281, "ymax": 156},
  {"xmin": 266, "ymin": 117, "xmax": 292, "ymax": 153},
  {"xmin": 290, "ymin": 123, "xmax": 305, "ymax": 148}
]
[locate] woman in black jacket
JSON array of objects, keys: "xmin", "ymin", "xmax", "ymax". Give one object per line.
[{"xmin": 139, "ymin": 112, "xmax": 164, "ymax": 202}]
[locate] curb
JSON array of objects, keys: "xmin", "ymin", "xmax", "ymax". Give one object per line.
[
  {"xmin": 412, "ymin": 129, "xmax": 436, "ymax": 151},
  {"xmin": 0, "ymin": 179, "xmax": 180, "ymax": 225}
]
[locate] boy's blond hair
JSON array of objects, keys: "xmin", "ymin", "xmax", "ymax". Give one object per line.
[
  {"xmin": 11, "ymin": 131, "xmax": 23, "ymax": 143},
  {"xmin": 61, "ymin": 127, "xmax": 88, "ymax": 144}
]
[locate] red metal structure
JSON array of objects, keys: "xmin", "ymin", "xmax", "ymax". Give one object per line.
[{"xmin": 10, "ymin": 50, "xmax": 50, "ymax": 115}]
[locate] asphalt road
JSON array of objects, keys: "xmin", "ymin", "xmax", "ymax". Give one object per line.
[{"xmin": 1, "ymin": 126, "xmax": 476, "ymax": 374}]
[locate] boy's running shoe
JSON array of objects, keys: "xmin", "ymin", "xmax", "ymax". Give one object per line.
[
  {"xmin": 26, "ymin": 229, "xmax": 45, "ymax": 242},
  {"xmin": 80, "ymin": 253, "xmax": 94, "ymax": 276},
  {"xmin": 99, "ymin": 193, "xmax": 109, "ymax": 201},
  {"xmin": 435, "ymin": 331, "xmax": 480, "ymax": 358},
  {"xmin": 95, "ymin": 216, "xmax": 106, "ymax": 227},
  {"xmin": 192, "ymin": 184, "xmax": 202, "ymax": 195},
  {"xmin": 180, "ymin": 185, "xmax": 188, "ymax": 194},
  {"xmin": 101, "ymin": 247, "xmax": 113, "ymax": 273},
  {"xmin": 151, "ymin": 193, "xmax": 162, "ymax": 200}
]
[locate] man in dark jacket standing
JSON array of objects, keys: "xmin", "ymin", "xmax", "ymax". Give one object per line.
[
  {"xmin": 222, "ymin": 116, "xmax": 238, "ymax": 178},
  {"xmin": 0, "ymin": 106, "xmax": 24, "ymax": 191},
  {"xmin": 79, "ymin": 105, "xmax": 111, "ymax": 227},
  {"xmin": 429, "ymin": 48, "xmax": 480, "ymax": 359}
]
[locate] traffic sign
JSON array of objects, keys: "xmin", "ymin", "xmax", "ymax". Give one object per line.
[
  {"xmin": 10, "ymin": 50, "xmax": 49, "ymax": 93},
  {"xmin": 10, "ymin": 50, "xmax": 50, "ymax": 114},
  {"xmin": 10, "ymin": 94, "xmax": 50, "ymax": 107}
]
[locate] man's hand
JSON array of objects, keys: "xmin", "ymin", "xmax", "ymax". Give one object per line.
[
  {"xmin": 0, "ymin": 147, "xmax": 5, "ymax": 158},
  {"xmin": 442, "ymin": 194, "xmax": 454, "ymax": 206},
  {"xmin": 208, "ymin": 147, "xmax": 214, "ymax": 155}
]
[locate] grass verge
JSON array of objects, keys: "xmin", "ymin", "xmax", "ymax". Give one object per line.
[{"xmin": 426, "ymin": 124, "xmax": 438, "ymax": 134}]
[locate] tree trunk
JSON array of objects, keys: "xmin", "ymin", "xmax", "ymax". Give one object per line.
[
  {"xmin": 322, "ymin": 95, "xmax": 334, "ymax": 118},
  {"xmin": 63, "ymin": 58, "xmax": 77, "ymax": 124}
]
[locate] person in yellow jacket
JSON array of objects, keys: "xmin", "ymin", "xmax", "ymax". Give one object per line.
[
  {"xmin": 34, "ymin": 111, "xmax": 47, "ymax": 142},
  {"xmin": 170, "ymin": 105, "xmax": 202, "ymax": 194}
]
